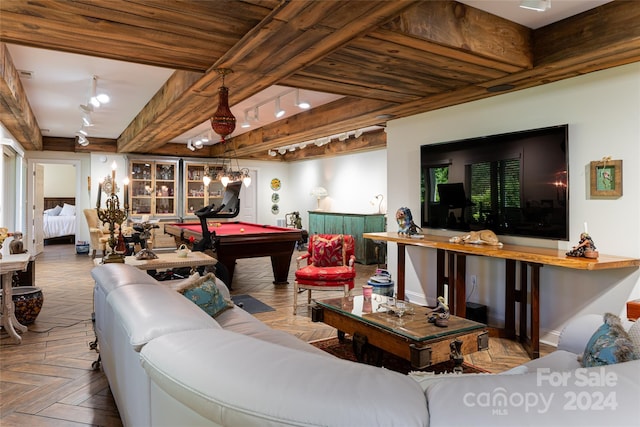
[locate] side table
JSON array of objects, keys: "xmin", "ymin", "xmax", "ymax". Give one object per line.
[{"xmin": 1, "ymin": 253, "xmax": 31, "ymax": 344}]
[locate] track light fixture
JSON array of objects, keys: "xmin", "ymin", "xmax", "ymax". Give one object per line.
[
  {"xmin": 186, "ymin": 139, "xmax": 196, "ymax": 151},
  {"xmin": 241, "ymin": 110, "xmax": 251, "ymax": 128},
  {"xmin": 82, "ymin": 113, "xmax": 93, "ymax": 126},
  {"xmin": 77, "ymin": 135, "xmax": 89, "ymax": 146},
  {"xmin": 295, "ymin": 89, "xmax": 310, "ymax": 109},
  {"xmin": 274, "ymin": 97, "xmax": 285, "ymax": 118},
  {"xmin": 520, "ymin": 0, "xmax": 551, "ymax": 12},
  {"xmin": 89, "ymin": 75, "xmax": 110, "ymax": 108},
  {"xmin": 266, "ymin": 127, "xmax": 376, "ymax": 156}
]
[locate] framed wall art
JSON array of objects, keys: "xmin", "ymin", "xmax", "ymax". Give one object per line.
[{"xmin": 590, "ymin": 159, "xmax": 622, "ymax": 198}]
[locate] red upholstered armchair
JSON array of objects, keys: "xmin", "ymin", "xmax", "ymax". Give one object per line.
[{"xmin": 293, "ymin": 234, "xmax": 356, "ymax": 314}]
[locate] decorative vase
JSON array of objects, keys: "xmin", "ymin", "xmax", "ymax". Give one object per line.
[{"xmin": 1, "ymin": 286, "xmax": 44, "ymax": 325}]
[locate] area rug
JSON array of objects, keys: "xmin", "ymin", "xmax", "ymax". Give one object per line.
[
  {"xmin": 310, "ymin": 336, "xmax": 490, "ymax": 375},
  {"xmin": 231, "ymin": 294, "xmax": 275, "ymax": 314}
]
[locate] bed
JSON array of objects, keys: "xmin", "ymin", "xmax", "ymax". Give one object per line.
[{"xmin": 43, "ymin": 197, "xmax": 76, "ymax": 244}]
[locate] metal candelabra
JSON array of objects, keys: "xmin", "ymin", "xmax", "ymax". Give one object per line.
[{"xmin": 96, "ymin": 193, "xmax": 128, "ymax": 263}]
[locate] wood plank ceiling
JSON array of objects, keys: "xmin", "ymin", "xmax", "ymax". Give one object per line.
[{"xmin": 1, "ymin": 0, "xmax": 639, "ymax": 161}]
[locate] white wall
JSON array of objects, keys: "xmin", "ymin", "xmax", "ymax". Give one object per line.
[
  {"xmin": 286, "ymin": 149, "xmax": 388, "ymax": 228},
  {"xmin": 386, "ymin": 63, "xmax": 640, "ymax": 344},
  {"xmin": 43, "ymin": 164, "xmax": 76, "ymax": 197}
]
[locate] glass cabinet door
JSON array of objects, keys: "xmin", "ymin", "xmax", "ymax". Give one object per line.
[
  {"xmin": 183, "ymin": 162, "xmax": 226, "ymax": 218},
  {"xmin": 130, "ymin": 161, "xmax": 153, "ymax": 215},
  {"xmin": 128, "ymin": 159, "xmax": 177, "ymax": 217},
  {"xmin": 154, "ymin": 162, "xmax": 175, "ymax": 215},
  {"xmin": 185, "ymin": 163, "xmax": 207, "ymax": 215}
]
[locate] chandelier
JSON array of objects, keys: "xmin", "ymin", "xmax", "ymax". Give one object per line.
[
  {"xmin": 210, "ymin": 68, "xmax": 236, "ymax": 142},
  {"xmin": 202, "ymin": 145, "xmax": 251, "ymax": 188}
]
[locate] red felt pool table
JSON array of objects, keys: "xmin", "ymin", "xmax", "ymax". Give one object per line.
[{"xmin": 164, "ymin": 221, "xmax": 302, "ymax": 286}]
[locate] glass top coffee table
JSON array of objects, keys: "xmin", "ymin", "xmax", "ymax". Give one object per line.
[{"xmin": 313, "ymin": 295, "xmax": 488, "ymax": 370}]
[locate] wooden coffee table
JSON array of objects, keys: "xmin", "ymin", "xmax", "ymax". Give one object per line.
[{"xmin": 312, "ymin": 295, "xmax": 488, "ymax": 370}]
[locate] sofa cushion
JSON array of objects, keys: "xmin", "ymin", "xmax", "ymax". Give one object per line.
[
  {"xmin": 140, "ymin": 329, "xmax": 429, "ymax": 427},
  {"xmin": 92, "ymin": 264, "xmax": 158, "ymax": 294},
  {"xmin": 174, "ymin": 273, "xmax": 234, "ymax": 318},
  {"xmin": 295, "ymin": 264, "xmax": 355, "ymax": 283},
  {"xmin": 582, "ymin": 313, "xmax": 639, "ymax": 367},
  {"xmin": 107, "ymin": 284, "xmax": 220, "ymax": 352},
  {"xmin": 424, "ymin": 359, "xmax": 640, "ymax": 427}
]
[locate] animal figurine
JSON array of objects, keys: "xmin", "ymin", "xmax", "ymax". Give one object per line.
[
  {"xmin": 396, "ymin": 207, "xmax": 422, "ymax": 236},
  {"xmin": 9, "ymin": 231, "xmax": 26, "ymax": 254},
  {"xmin": 426, "ymin": 296, "xmax": 450, "ymax": 327},
  {"xmin": 449, "ymin": 230, "xmax": 503, "ymax": 247}
]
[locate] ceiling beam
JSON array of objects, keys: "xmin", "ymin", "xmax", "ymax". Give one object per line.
[
  {"xmin": 116, "ymin": 0, "xmax": 416, "ymax": 153},
  {"xmin": 0, "ymin": 43, "xmax": 42, "ymax": 150}
]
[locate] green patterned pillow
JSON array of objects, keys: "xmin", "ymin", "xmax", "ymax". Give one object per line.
[
  {"xmin": 175, "ymin": 273, "xmax": 233, "ymax": 318},
  {"xmin": 581, "ymin": 313, "xmax": 639, "ymax": 367}
]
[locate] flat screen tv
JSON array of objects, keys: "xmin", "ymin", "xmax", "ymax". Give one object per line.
[{"xmin": 420, "ymin": 124, "xmax": 569, "ymax": 241}]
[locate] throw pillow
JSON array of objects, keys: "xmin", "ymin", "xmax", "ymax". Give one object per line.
[
  {"xmin": 311, "ymin": 235, "xmax": 345, "ymax": 267},
  {"xmin": 175, "ymin": 273, "xmax": 234, "ymax": 318},
  {"xmin": 60, "ymin": 203, "xmax": 76, "ymax": 216},
  {"xmin": 47, "ymin": 205, "xmax": 63, "ymax": 216},
  {"xmin": 627, "ymin": 320, "xmax": 640, "ymax": 355},
  {"xmin": 581, "ymin": 313, "xmax": 640, "ymax": 367}
]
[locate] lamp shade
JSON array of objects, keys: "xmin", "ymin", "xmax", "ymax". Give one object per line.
[{"xmin": 310, "ymin": 187, "xmax": 328, "ymax": 198}]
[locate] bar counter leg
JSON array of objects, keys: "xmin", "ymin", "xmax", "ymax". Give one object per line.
[{"xmin": 396, "ymin": 243, "xmax": 406, "ymax": 300}]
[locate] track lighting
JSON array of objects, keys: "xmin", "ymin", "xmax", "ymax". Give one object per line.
[
  {"xmin": 186, "ymin": 139, "xmax": 195, "ymax": 151},
  {"xmin": 267, "ymin": 127, "xmax": 375, "ymax": 156},
  {"xmin": 82, "ymin": 113, "xmax": 93, "ymax": 126},
  {"xmin": 241, "ymin": 110, "xmax": 251, "ymax": 128},
  {"xmin": 77, "ymin": 135, "xmax": 89, "ymax": 146},
  {"xmin": 89, "ymin": 75, "xmax": 110, "ymax": 108},
  {"xmin": 275, "ymin": 97, "xmax": 285, "ymax": 118},
  {"xmin": 295, "ymin": 89, "xmax": 310, "ymax": 109},
  {"xmin": 520, "ymin": 0, "xmax": 551, "ymax": 11},
  {"xmin": 194, "ymin": 139, "xmax": 203, "ymax": 149},
  {"xmin": 77, "ymin": 128, "xmax": 88, "ymax": 136},
  {"xmin": 79, "ymin": 104, "xmax": 93, "ymax": 114}
]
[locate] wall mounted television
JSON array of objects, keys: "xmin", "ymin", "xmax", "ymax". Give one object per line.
[{"xmin": 420, "ymin": 124, "xmax": 569, "ymax": 241}]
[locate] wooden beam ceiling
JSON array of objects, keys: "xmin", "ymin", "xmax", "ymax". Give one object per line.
[{"xmin": 1, "ymin": 1, "xmax": 639, "ymax": 160}]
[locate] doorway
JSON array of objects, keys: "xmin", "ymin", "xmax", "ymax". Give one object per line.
[{"xmin": 27, "ymin": 159, "xmax": 82, "ymax": 255}]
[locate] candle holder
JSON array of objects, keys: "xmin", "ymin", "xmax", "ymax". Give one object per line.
[{"xmin": 96, "ymin": 192, "xmax": 128, "ymax": 264}]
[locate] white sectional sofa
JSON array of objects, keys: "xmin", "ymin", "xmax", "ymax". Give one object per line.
[{"xmin": 91, "ymin": 263, "xmax": 640, "ymax": 427}]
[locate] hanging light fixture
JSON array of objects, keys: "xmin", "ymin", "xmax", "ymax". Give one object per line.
[{"xmin": 210, "ymin": 68, "xmax": 236, "ymax": 142}]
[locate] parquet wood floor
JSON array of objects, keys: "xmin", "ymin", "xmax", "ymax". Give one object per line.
[{"xmin": 1, "ymin": 243, "xmax": 553, "ymax": 426}]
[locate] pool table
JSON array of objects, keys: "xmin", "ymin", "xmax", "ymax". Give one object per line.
[{"xmin": 164, "ymin": 221, "xmax": 302, "ymax": 286}]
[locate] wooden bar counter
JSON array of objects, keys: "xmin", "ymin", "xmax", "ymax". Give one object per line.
[{"xmin": 363, "ymin": 232, "xmax": 640, "ymax": 359}]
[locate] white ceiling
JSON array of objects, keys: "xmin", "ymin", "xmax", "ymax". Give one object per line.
[{"xmin": 5, "ymin": 0, "xmax": 611, "ymax": 149}]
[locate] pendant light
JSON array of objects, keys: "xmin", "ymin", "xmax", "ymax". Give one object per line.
[{"xmin": 210, "ymin": 69, "xmax": 236, "ymax": 142}]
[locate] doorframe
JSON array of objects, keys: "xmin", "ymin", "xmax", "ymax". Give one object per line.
[{"xmin": 26, "ymin": 158, "xmax": 82, "ymax": 254}]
